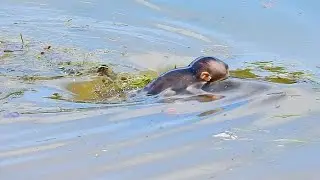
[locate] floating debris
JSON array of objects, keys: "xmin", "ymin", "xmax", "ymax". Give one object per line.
[
  {"xmin": 272, "ymin": 138, "xmax": 307, "ymax": 144},
  {"xmin": 44, "ymin": 45, "xmax": 51, "ymax": 50},
  {"xmin": 49, "ymin": 93, "xmax": 63, "ymax": 100},
  {"xmin": 213, "ymin": 131, "xmax": 238, "ymax": 140},
  {"xmin": 198, "ymin": 108, "xmax": 223, "ymax": 117},
  {"xmin": 20, "ymin": 33, "xmax": 24, "ymax": 48},
  {"xmin": 3, "ymin": 50, "xmax": 14, "ymax": 53},
  {"xmin": 20, "ymin": 75, "xmax": 65, "ymax": 82},
  {"xmin": 273, "ymin": 114, "xmax": 301, "ymax": 118},
  {"xmin": 0, "ymin": 90, "xmax": 26, "ymax": 100}
]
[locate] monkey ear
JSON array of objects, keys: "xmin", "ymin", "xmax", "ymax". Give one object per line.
[{"xmin": 200, "ymin": 71, "xmax": 211, "ymax": 82}]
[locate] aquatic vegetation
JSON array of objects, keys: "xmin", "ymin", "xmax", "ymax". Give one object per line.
[
  {"xmin": 288, "ymin": 71, "xmax": 305, "ymax": 76},
  {"xmin": 19, "ymin": 33, "xmax": 25, "ymax": 48},
  {"xmin": 0, "ymin": 89, "xmax": 26, "ymax": 100},
  {"xmin": 18, "ymin": 55, "xmax": 316, "ymax": 103},
  {"xmin": 95, "ymin": 65, "xmax": 118, "ymax": 79},
  {"xmin": 0, "ymin": 36, "xmax": 158, "ymax": 103},
  {"xmin": 265, "ymin": 76, "xmax": 297, "ymax": 84},
  {"xmin": 0, "ymin": 52, "xmax": 12, "ymax": 60},
  {"xmin": 250, "ymin": 61, "xmax": 273, "ymax": 66},
  {"xmin": 127, "ymin": 74, "xmax": 154, "ymax": 89},
  {"xmin": 67, "ymin": 77, "xmax": 124, "ymax": 102},
  {"xmin": 20, "ymin": 75, "xmax": 65, "ymax": 82},
  {"xmin": 66, "ymin": 70, "xmax": 158, "ymax": 103},
  {"xmin": 229, "ymin": 61, "xmax": 312, "ymax": 84},
  {"xmin": 229, "ymin": 68, "xmax": 259, "ymax": 79},
  {"xmin": 261, "ymin": 66, "xmax": 286, "ymax": 73},
  {"xmin": 64, "ymin": 67, "xmax": 157, "ymax": 102},
  {"xmin": 0, "ymin": 35, "xmax": 315, "ymax": 104},
  {"xmin": 57, "ymin": 60, "xmax": 102, "ymax": 69},
  {"xmin": 197, "ymin": 108, "xmax": 223, "ymax": 117},
  {"xmin": 48, "ymin": 93, "xmax": 63, "ymax": 100},
  {"xmin": 273, "ymin": 114, "xmax": 301, "ymax": 118}
]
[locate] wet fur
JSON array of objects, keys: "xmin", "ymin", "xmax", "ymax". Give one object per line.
[{"xmin": 143, "ymin": 56, "xmax": 229, "ymax": 97}]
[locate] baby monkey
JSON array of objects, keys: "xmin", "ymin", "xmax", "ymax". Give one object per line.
[{"xmin": 142, "ymin": 56, "xmax": 229, "ymax": 99}]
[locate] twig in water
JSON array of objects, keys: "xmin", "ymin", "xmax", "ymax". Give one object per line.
[
  {"xmin": 4, "ymin": 50, "xmax": 14, "ymax": 53},
  {"xmin": 20, "ymin": 33, "xmax": 24, "ymax": 48}
]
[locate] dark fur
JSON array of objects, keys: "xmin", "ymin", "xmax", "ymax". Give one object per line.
[{"xmin": 143, "ymin": 56, "xmax": 229, "ymax": 96}]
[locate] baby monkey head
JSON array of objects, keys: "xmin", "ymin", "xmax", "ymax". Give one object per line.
[{"xmin": 190, "ymin": 56, "xmax": 229, "ymax": 83}]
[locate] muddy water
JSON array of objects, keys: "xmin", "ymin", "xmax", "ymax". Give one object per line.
[{"xmin": 1, "ymin": 1, "xmax": 320, "ymax": 180}]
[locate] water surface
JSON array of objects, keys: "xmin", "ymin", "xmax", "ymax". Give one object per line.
[{"xmin": 1, "ymin": 1, "xmax": 320, "ymax": 180}]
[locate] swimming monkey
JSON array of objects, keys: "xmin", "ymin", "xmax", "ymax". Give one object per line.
[{"xmin": 142, "ymin": 56, "xmax": 229, "ymax": 99}]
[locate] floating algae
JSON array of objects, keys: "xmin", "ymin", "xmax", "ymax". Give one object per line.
[
  {"xmin": 0, "ymin": 34, "xmax": 114, "ymax": 80},
  {"xmin": 229, "ymin": 61, "xmax": 312, "ymax": 84},
  {"xmin": 0, "ymin": 89, "xmax": 26, "ymax": 100},
  {"xmin": 66, "ymin": 69, "xmax": 158, "ymax": 103},
  {"xmin": 229, "ymin": 68, "xmax": 259, "ymax": 79},
  {"xmin": 0, "ymin": 36, "xmax": 160, "ymax": 103},
  {"xmin": 261, "ymin": 66, "xmax": 286, "ymax": 73},
  {"xmin": 48, "ymin": 93, "xmax": 63, "ymax": 100},
  {"xmin": 197, "ymin": 108, "xmax": 223, "ymax": 117},
  {"xmin": 66, "ymin": 77, "xmax": 122, "ymax": 103},
  {"xmin": 250, "ymin": 61, "xmax": 273, "ymax": 66},
  {"xmin": 20, "ymin": 75, "xmax": 65, "ymax": 82},
  {"xmin": 273, "ymin": 114, "xmax": 301, "ymax": 119},
  {"xmin": 0, "ymin": 52, "xmax": 12, "ymax": 60},
  {"xmin": 265, "ymin": 76, "xmax": 297, "ymax": 84}
]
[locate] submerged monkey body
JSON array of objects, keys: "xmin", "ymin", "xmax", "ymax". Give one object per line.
[
  {"xmin": 142, "ymin": 56, "xmax": 229, "ymax": 97},
  {"xmin": 143, "ymin": 67, "xmax": 202, "ymax": 95}
]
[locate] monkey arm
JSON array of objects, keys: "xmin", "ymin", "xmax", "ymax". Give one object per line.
[
  {"xmin": 160, "ymin": 88, "xmax": 177, "ymax": 97},
  {"xmin": 186, "ymin": 83, "xmax": 224, "ymax": 100},
  {"xmin": 185, "ymin": 82, "xmax": 208, "ymax": 95}
]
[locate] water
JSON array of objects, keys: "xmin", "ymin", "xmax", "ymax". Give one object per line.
[{"xmin": 1, "ymin": 1, "xmax": 320, "ymax": 180}]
